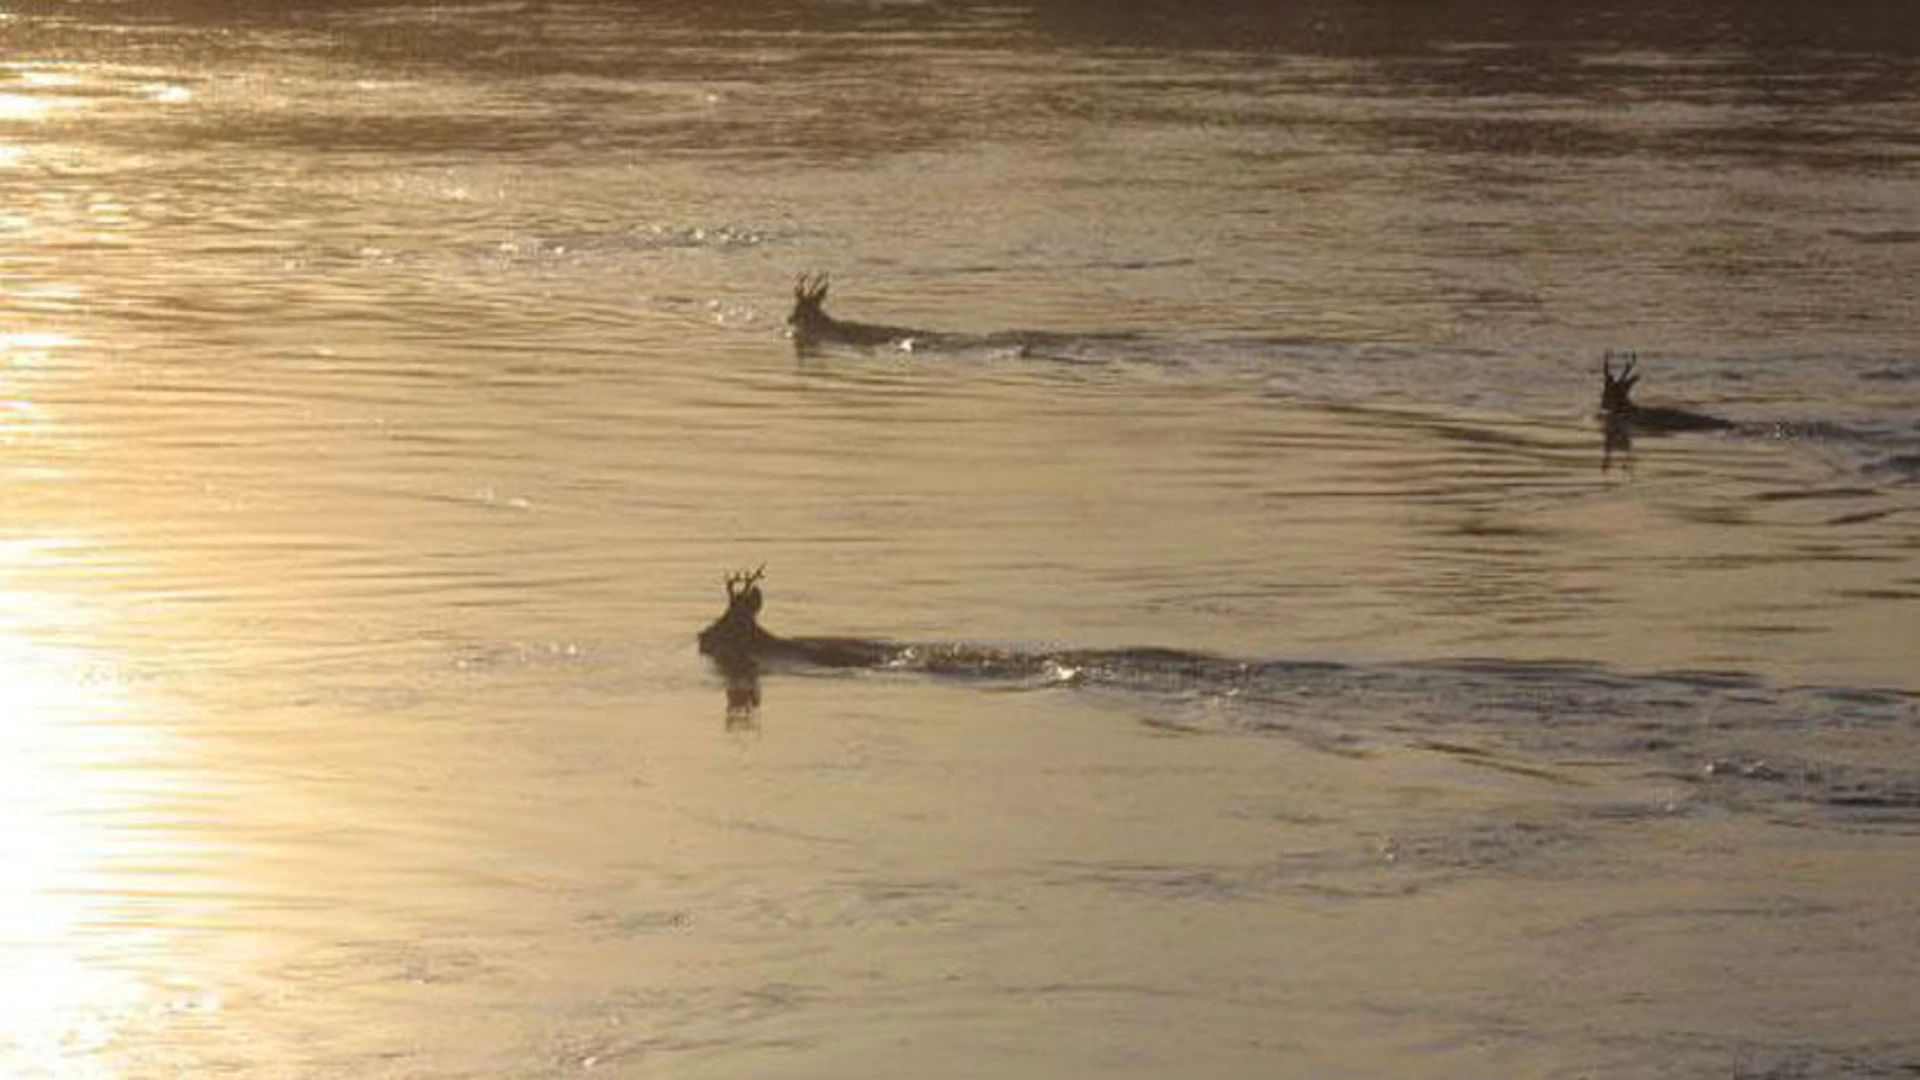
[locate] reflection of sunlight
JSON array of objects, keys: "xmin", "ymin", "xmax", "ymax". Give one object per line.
[
  {"xmin": 1, "ymin": 332, "xmax": 79, "ymax": 351},
  {"xmin": 0, "ymin": 541, "xmax": 202, "ymax": 1077},
  {"xmin": 3, "ymin": 334, "xmax": 75, "ymax": 439},
  {"xmin": 0, "ymin": 638, "xmax": 144, "ymax": 1074},
  {"xmin": 0, "ymin": 66, "xmax": 86, "ymax": 122},
  {"xmin": 17, "ymin": 70, "xmax": 83, "ymax": 90},
  {"xmin": 0, "ymin": 92, "xmax": 60, "ymax": 122}
]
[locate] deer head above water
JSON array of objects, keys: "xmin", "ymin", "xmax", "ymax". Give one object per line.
[
  {"xmin": 1601, "ymin": 350, "xmax": 1641, "ymax": 418},
  {"xmin": 697, "ymin": 565, "xmax": 772, "ymax": 663},
  {"xmin": 787, "ymin": 271, "xmax": 844, "ymax": 346}
]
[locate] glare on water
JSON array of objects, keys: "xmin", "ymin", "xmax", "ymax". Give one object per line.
[{"xmin": 0, "ymin": 540, "xmax": 209, "ymax": 1076}]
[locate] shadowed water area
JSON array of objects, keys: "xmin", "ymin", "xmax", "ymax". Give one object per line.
[{"xmin": 2, "ymin": 1, "xmax": 1919, "ymax": 1076}]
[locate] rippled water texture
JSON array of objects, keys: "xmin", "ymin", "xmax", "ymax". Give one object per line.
[{"xmin": 2, "ymin": 1, "xmax": 1918, "ymax": 1077}]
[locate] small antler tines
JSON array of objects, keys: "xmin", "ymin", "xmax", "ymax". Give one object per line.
[
  {"xmin": 723, "ymin": 565, "xmax": 766, "ymax": 599},
  {"xmin": 793, "ymin": 271, "xmax": 828, "ymax": 304}
]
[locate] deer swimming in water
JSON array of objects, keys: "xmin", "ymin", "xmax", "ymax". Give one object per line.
[
  {"xmin": 786, "ymin": 272, "xmax": 928, "ymax": 351},
  {"xmin": 1600, "ymin": 351, "xmax": 1736, "ymax": 447},
  {"xmin": 693, "ymin": 568, "xmax": 1291, "ymax": 722},
  {"xmin": 697, "ymin": 567, "xmax": 897, "ymax": 671}
]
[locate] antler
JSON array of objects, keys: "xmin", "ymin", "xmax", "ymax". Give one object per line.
[
  {"xmin": 1602, "ymin": 349, "xmax": 1639, "ymax": 384},
  {"xmin": 793, "ymin": 271, "xmax": 829, "ymax": 303},
  {"xmin": 724, "ymin": 565, "xmax": 766, "ymax": 600}
]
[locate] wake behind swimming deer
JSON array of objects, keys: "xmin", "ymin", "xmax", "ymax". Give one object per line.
[{"xmin": 786, "ymin": 272, "xmax": 932, "ymax": 352}]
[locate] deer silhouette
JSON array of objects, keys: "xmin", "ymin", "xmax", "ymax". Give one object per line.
[
  {"xmin": 697, "ymin": 567, "xmax": 896, "ymax": 671},
  {"xmin": 786, "ymin": 272, "xmax": 927, "ymax": 351},
  {"xmin": 1600, "ymin": 351, "xmax": 1735, "ymax": 440}
]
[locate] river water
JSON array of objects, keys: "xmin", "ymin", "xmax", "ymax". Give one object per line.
[{"xmin": 2, "ymin": 2, "xmax": 1918, "ymax": 1076}]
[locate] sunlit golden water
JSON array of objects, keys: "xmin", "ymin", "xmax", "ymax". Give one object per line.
[{"xmin": 2, "ymin": 2, "xmax": 1918, "ymax": 1076}]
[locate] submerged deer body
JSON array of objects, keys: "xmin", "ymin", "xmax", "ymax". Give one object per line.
[
  {"xmin": 1600, "ymin": 351, "xmax": 1735, "ymax": 441},
  {"xmin": 786, "ymin": 272, "xmax": 927, "ymax": 351},
  {"xmin": 697, "ymin": 568, "xmax": 896, "ymax": 671}
]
